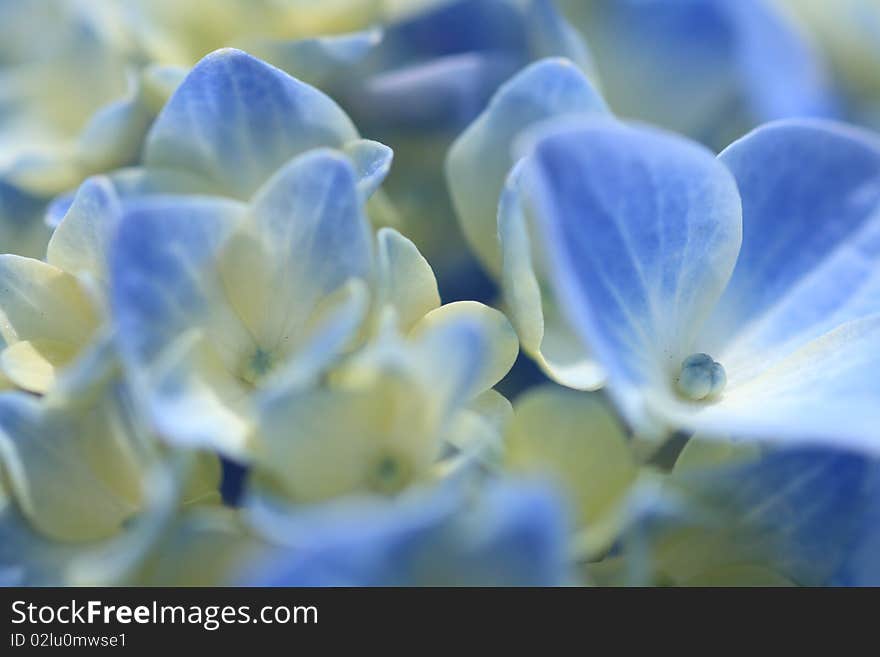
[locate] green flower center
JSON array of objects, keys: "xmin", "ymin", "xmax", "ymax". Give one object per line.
[
  {"xmin": 367, "ymin": 452, "xmax": 412, "ymax": 495},
  {"xmin": 240, "ymin": 346, "xmax": 275, "ymax": 385}
]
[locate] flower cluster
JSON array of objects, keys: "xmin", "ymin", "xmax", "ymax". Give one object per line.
[{"xmin": 0, "ymin": 0, "xmax": 878, "ymax": 587}]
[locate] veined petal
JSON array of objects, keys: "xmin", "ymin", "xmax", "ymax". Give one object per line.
[
  {"xmin": 256, "ymin": 278, "xmax": 370, "ymax": 398},
  {"xmin": 110, "ymin": 196, "xmax": 249, "ymax": 367},
  {"xmin": 668, "ymin": 447, "xmax": 880, "ymax": 585},
  {"xmin": 658, "ymin": 315, "xmax": 880, "ymax": 454},
  {"xmin": 498, "ymin": 160, "xmax": 604, "ymax": 390},
  {"xmin": 225, "ymin": 150, "xmax": 373, "ymax": 351},
  {"xmin": 110, "ymin": 197, "xmax": 254, "ymax": 454},
  {"xmin": 704, "ymin": 121, "xmax": 880, "ymax": 383},
  {"xmin": 447, "ymin": 58, "xmax": 608, "ymax": 274},
  {"xmin": 525, "ymin": 119, "xmax": 742, "ymax": 434},
  {"xmin": 144, "ymin": 49, "xmax": 360, "ymax": 199}
]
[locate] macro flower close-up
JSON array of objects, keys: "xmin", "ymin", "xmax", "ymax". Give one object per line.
[{"xmin": 0, "ymin": 0, "xmax": 878, "ymax": 612}]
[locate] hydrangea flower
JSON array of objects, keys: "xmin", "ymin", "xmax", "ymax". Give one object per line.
[
  {"xmin": 252, "ymin": 301, "xmax": 517, "ymax": 503},
  {"xmin": 0, "ymin": 385, "xmax": 222, "ymax": 586},
  {"xmin": 523, "ymin": 117, "xmax": 880, "ymax": 451},
  {"xmin": 105, "ymin": 49, "xmax": 517, "ymax": 463},
  {"xmin": 4, "ymin": 0, "xmax": 878, "ymax": 590},
  {"xmin": 558, "ymin": 0, "xmax": 837, "ymax": 148}
]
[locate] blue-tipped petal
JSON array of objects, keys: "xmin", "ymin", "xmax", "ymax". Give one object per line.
[
  {"xmin": 110, "ymin": 197, "xmax": 246, "ymax": 362},
  {"xmin": 144, "ymin": 49, "xmax": 360, "ymax": 199},
  {"xmin": 526, "ymin": 119, "xmax": 742, "ymax": 434},
  {"xmin": 233, "ymin": 150, "xmax": 373, "ymax": 347},
  {"xmin": 498, "ymin": 159, "xmax": 604, "ymax": 390},
  {"xmin": 110, "ymin": 197, "xmax": 253, "ymax": 455},
  {"xmin": 447, "ymin": 58, "xmax": 608, "ymax": 273}
]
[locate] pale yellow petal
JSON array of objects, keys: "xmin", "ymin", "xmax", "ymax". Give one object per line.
[
  {"xmin": 377, "ymin": 227, "xmax": 440, "ymax": 331},
  {"xmin": 0, "ymin": 339, "xmax": 78, "ymax": 394},
  {"xmin": 411, "ymin": 301, "xmax": 519, "ymax": 393},
  {"xmin": 506, "ymin": 386, "xmax": 637, "ymax": 543},
  {"xmin": 0, "ymin": 255, "xmax": 98, "ymax": 347}
]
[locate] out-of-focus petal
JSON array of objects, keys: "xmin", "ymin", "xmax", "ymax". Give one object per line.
[
  {"xmin": 223, "ymin": 150, "xmax": 373, "ymax": 351},
  {"xmin": 342, "ymin": 139, "xmax": 393, "ymax": 199},
  {"xmin": 46, "ymin": 176, "xmax": 120, "ymax": 286},
  {"xmin": 0, "ymin": 392, "xmax": 145, "ymax": 542},
  {"xmin": 506, "ymin": 386, "xmax": 637, "ymax": 556},
  {"xmin": 243, "ymin": 479, "xmax": 570, "ymax": 586},
  {"xmin": 110, "ymin": 197, "xmax": 253, "ymax": 454},
  {"xmin": 411, "ymin": 300, "xmax": 518, "ymax": 394},
  {"xmin": 666, "ymin": 447, "xmax": 880, "ymax": 585},
  {"xmin": 0, "ymin": 340, "xmax": 77, "ymax": 394},
  {"xmin": 560, "ymin": 0, "xmax": 836, "ymax": 147},
  {"xmin": 0, "ymin": 255, "xmax": 98, "ymax": 347}
]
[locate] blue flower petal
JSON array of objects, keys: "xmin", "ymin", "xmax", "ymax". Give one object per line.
[
  {"xmin": 562, "ymin": 0, "xmax": 837, "ymax": 146},
  {"xmin": 526, "ymin": 119, "xmax": 742, "ymax": 433},
  {"xmin": 109, "ymin": 196, "xmax": 252, "ymax": 454},
  {"xmin": 705, "ymin": 120, "xmax": 880, "ymax": 371},
  {"xmin": 243, "ymin": 480, "xmax": 570, "ymax": 586},
  {"xmin": 144, "ymin": 49, "xmax": 360, "ymax": 199},
  {"xmin": 110, "ymin": 197, "xmax": 245, "ymax": 363},
  {"xmin": 233, "ymin": 149, "xmax": 373, "ymax": 346},
  {"xmin": 681, "ymin": 447, "xmax": 880, "ymax": 586}
]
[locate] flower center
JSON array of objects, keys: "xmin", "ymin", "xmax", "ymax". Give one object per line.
[
  {"xmin": 367, "ymin": 451, "xmax": 412, "ymax": 495},
  {"xmin": 240, "ymin": 346, "xmax": 275, "ymax": 386},
  {"xmin": 676, "ymin": 353, "xmax": 726, "ymax": 401}
]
